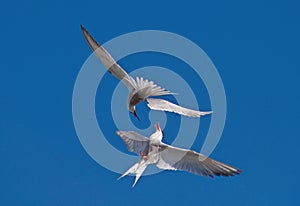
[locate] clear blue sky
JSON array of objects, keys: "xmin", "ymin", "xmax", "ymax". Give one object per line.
[{"xmin": 1, "ymin": 0, "xmax": 299, "ymax": 205}]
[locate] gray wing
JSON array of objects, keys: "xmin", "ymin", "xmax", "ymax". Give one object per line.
[
  {"xmin": 146, "ymin": 98, "xmax": 213, "ymax": 117},
  {"xmin": 116, "ymin": 131, "xmax": 149, "ymax": 155},
  {"xmin": 80, "ymin": 25, "xmax": 136, "ymax": 91},
  {"xmin": 156, "ymin": 143, "xmax": 241, "ymax": 177}
]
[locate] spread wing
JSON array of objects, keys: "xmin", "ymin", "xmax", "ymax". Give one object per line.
[
  {"xmin": 146, "ymin": 98, "xmax": 213, "ymax": 117},
  {"xmin": 156, "ymin": 143, "xmax": 241, "ymax": 177},
  {"xmin": 80, "ymin": 25, "xmax": 136, "ymax": 91},
  {"xmin": 116, "ymin": 131, "xmax": 149, "ymax": 155}
]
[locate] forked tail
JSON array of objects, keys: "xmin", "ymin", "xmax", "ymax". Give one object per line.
[{"xmin": 118, "ymin": 159, "xmax": 148, "ymax": 187}]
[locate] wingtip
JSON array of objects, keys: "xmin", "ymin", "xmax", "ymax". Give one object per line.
[
  {"xmin": 80, "ymin": 24, "xmax": 85, "ymax": 31},
  {"xmin": 80, "ymin": 24, "xmax": 86, "ymax": 30},
  {"xmin": 200, "ymin": 110, "xmax": 213, "ymax": 116},
  {"xmin": 80, "ymin": 24, "xmax": 88, "ymax": 35},
  {"xmin": 116, "ymin": 131, "xmax": 122, "ymax": 136},
  {"xmin": 236, "ymin": 168, "xmax": 243, "ymax": 174}
]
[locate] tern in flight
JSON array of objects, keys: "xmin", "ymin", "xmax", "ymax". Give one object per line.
[
  {"xmin": 116, "ymin": 123, "xmax": 241, "ymax": 187},
  {"xmin": 80, "ymin": 25, "xmax": 213, "ymax": 120}
]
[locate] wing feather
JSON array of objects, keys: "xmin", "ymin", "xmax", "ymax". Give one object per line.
[
  {"xmin": 80, "ymin": 25, "xmax": 135, "ymax": 91},
  {"xmin": 156, "ymin": 143, "xmax": 241, "ymax": 177},
  {"xmin": 116, "ymin": 131, "xmax": 149, "ymax": 155},
  {"xmin": 146, "ymin": 98, "xmax": 213, "ymax": 117}
]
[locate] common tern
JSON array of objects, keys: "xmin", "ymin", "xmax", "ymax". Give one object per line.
[
  {"xmin": 116, "ymin": 123, "xmax": 241, "ymax": 187},
  {"xmin": 80, "ymin": 25, "xmax": 213, "ymax": 120}
]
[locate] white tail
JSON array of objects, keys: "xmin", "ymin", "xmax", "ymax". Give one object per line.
[{"xmin": 118, "ymin": 159, "xmax": 148, "ymax": 187}]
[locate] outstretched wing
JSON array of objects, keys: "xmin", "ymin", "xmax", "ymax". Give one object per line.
[
  {"xmin": 156, "ymin": 143, "xmax": 241, "ymax": 177},
  {"xmin": 116, "ymin": 131, "xmax": 149, "ymax": 155},
  {"xmin": 146, "ymin": 98, "xmax": 213, "ymax": 117},
  {"xmin": 80, "ymin": 25, "xmax": 136, "ymax": 91}
]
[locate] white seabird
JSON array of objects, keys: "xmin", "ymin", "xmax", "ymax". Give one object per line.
[
  {"xmin": 117, "ymin": 123, "xmax": 241, "ymax": 187},
  {"xmin": 81, "ymin": 25, "xmax": 212, "ymax": 120}
]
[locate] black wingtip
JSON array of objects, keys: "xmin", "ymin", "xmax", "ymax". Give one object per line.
[
  {"xmin": 80, "ymin": 24, "xmax": 86, "ymax": 32},
  {"xmin": 236, "ymin": 168, "xmax": 243, "ymax": 174}
]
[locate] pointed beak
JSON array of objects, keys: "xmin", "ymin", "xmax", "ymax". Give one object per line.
[
  {"xmin": 132, "ymin": 110, "xmax": 140, "ymax": 121},
  {"xmin": 154, "ymin": 122, "xmax": 161, "ymax": 131}
]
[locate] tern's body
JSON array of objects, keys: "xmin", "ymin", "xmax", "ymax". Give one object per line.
[
  {"xmin": 117, "ymin": 123, "xmax": 241, "ymax": 187},
  {"xmin": 81, "ymin": 25, "xmax": 213, "ymax": 120}
]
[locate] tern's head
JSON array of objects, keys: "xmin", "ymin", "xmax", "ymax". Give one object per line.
[{"xmin": 150, "ymin": 122, "xmax": 163, "ymax": 142}]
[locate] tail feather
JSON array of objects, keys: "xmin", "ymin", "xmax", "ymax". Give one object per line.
[
  {"xmin": 135, "ymin": 77, "xmax": 175, "ymax": 98},
  {"xmin": 118, "ymin": 162, "xmax": 140, "ymax": 180},
  {"xmin": 118, "ymin": 159, "xmax": 148, "ymax": 187},
  {"xmin": 132, "ymin": 162, "xmax": 148, "ymax": 187}
]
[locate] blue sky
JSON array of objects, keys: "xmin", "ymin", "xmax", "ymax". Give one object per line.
[{"xmin": 1, "ymin": 0, "xmax": 299, "ymax": 205}]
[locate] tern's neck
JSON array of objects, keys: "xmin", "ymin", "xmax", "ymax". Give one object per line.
[{"xmin": 149, "ymin": 131, "xmax": 163, "ymax": 143}]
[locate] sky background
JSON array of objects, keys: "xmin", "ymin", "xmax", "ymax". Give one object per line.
[{"xmin": 1, "ymin": 0, "xmax": 299, "ymax": 205}]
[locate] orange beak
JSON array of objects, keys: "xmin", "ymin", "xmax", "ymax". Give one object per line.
[{"xmin": 154, "ymin": 122, "xmax": 161, "ymax": 131}]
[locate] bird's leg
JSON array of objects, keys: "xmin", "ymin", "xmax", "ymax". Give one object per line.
[{"xmin": 139, "ymin": 151, "xmax": 149, "ymax": 160}]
